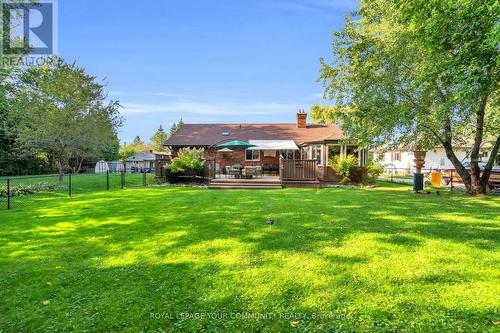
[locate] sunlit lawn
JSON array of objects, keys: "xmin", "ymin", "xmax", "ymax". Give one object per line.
[{"xmin": 0, "ymin": 183, "xmax": 499, "ymax": 332}]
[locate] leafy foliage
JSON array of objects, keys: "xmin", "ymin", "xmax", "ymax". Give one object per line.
[
  {"xmin": 329, "ymin": 155, "xmax": 359, "ymax": 184},
  {"xmin": 7, "ymin": 58, "xmax": 122, "ymax": 179},
  {"xmin": 169, "ymin": 148, "xmax": 204, "ymax": 174},
  {"xmin": 0, "ymin": 183, "xmax": 62, "ymax": 198},
  {"xmin": 169, "ymin": 119, "xmax": 184, "ymax": 136},
  {"xmin": 366, "ymin": 161, "xmax": 384, "ymax": 184},
  {"xmin": 150, "ymin": 125, "xmax": 170, "ymax": 152},
  {"xmin": 119, "ymin": 141, "xmax": 150, "ymax": 160},
  {"xmin": 315, "ymin": 0, "xmax": 499, "ymax": 194}
]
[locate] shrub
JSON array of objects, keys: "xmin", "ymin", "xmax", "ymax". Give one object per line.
[
  {"xmin": 366, "ymin": 162, "xmax": 384, "ymax": 184},
  {"xmin": 167, "ymin": 148, "xmax": 205, "ymax": 178},
  {"xmin": 163, "ymin": 165, "xmax": 177, "ymax": 183},
  {"xmin": 329, "ymin": 155, "xmax": 359, "ymax": 184},
  {"xmin": 0, "ymin": 183, "xmax": 62, "ymax": 198}
]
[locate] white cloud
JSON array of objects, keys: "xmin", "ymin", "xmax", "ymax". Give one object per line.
[
  {"xmin": 309, "ymin": 93, "xmax": 324, "ymax": 99},
  {"xmin": 271, "ymin": 0, "xmax": 358, "ymax": 13},
  {"xmin": 108, "ymin": 91, "xmax": 123, "ymax": 96},
  {"xmin": 121, "ymin": 100, "xmax": 300, "ymax": 116},
  {"xmin": 148, "ymin": 92, "xmax": 196, "ymax": 98}
]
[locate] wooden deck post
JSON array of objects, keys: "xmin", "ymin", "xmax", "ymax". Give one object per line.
[{"xmin": 323, "ymin": 144, "xmax": 328, "ymax": 180}]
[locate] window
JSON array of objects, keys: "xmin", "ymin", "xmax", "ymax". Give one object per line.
[
  {"xmin": 245, "ymin": 149, "xmax": 260, "ymax": 161},
  {"xmin": 393, "ymin": 152, "xmax": 400, "ymax": 161},
  {"xmin": 280, "ymin": 150, "xmax": 295, "ymax": 159},
  {"xmin": 222, "ymin": 132, "xmax": 230, "ymax": 136},
  {"xmin": 311, "ymin": 145, "xmax": 323, "ymax": 165},
  {"xmin": 440, "ymin": 157, "xmax": 445, "ymax": 166}
]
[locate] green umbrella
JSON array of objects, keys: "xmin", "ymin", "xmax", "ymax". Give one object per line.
[{"xmin": 216, "ymin": 140, "xmax": 255, "ymax": 149}]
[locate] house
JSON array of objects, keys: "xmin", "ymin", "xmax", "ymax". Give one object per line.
[
  {"xmin": 165, "ymin": 110, "xmax": 368, "ymax": 187},
  {"xmin": 124, "ymin": 151, "xmax": 170, "ymax": 174},
  {"xmin": 374, "ymin": 144, "xmax": 498, "ymax": 175}
]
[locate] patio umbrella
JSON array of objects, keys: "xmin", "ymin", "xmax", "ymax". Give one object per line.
[
  {"xmin": 216, "ymin": 140, "xmax": 256, "ymax": 149},
  {"xmin": 217, "ymin": 148, "xmax": 233, "ymax": 153}
]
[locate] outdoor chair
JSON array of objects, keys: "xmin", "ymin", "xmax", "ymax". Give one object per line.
[
  {"xmin": 227, "ymin": 166, "xmax": 241, "ymax": 178},
  {"xmin": 243, "ymin": 166, "xmax": 257, "ymax": 179},
  {"xmin": 255, "ymin": 165, "xmax": 263, "ymax": 178}
]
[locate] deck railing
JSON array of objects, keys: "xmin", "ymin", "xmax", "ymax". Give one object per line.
[{"xmin": 280, "ymin": 159, "xmax": 317, "ymax": 180}]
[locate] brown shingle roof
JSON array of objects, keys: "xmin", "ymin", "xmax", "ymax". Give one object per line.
[{"xmin": 165, "ymin": 123, "xmax": 345, "ymax": 147}]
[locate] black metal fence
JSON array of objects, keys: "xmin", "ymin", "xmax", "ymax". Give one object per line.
[{"xmin": 0, "ymin": 171, "xmax": 160, "ymax": 210}]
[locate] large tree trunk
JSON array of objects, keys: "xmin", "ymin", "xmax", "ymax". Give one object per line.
[
  {"xmin": 467, "ymin": 95, "xmax": 489, "ymax": 195},
  {"xmin": 74, "ymin": 158, "xmax": 84, "ymax": 174},
  {"xmin": 442, "ymin": 141, "xmax": 473, "ymax": 193},
  {"xmin": 481, "ymin": 136, "xmax": 500, "ymax": 188},
  {"xmin": 55, "ymin": 161, "xmax": 65, "ymax": 184}
]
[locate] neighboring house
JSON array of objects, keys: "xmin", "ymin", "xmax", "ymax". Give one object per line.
[
  {"xmin": 124, "ymin": 151, "xmax": 170, "ymax": 174},
  {"xmin": 80, "ymin": 161, "xmax": 124, "ymax": 174},
  {"xmin": 165, "ymin": 110, "xmax": 369, "ymax": 186},
  {"xmin": 374, "ymin": 144, "xmax": 497, "ymax": 174}
]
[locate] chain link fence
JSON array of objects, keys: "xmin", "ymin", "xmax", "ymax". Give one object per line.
[{"xmin": 0, "ymin": 171, "xmax": 160, "ymax": 210}]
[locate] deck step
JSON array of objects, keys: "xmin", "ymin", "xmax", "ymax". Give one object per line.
[
  {"xmin": 282, "ymin": 180, "xmax": 321, "ymax": 188},
  {"xmin": 208, "ymin": 185, "xmax": 283, "ymax": 189},
  {"xmin": 208, "ymin": 180, "xmax": 283, "ymax": 189}
]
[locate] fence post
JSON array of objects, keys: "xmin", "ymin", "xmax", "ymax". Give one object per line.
[
  {"xmin": 68, "ymin": 174, "xmax": 72, "ymax": 197},
  {"xmin": 450, "ymin": 170, "xmax": 453, "ymax": 191},
  {"xmin": 121, "ymin": 170, "xmax": 125, "ymax": 189},
  {"xmin": 7, "ymin": 179, "xmax": 10, "ymax": 210},
  {"xmin": 143, "ymin": 170, "xmax": 146, "ymax": 187},
  {"xmin": 106, "ymin": 171, "xmax": 110, "ymax": 191}
]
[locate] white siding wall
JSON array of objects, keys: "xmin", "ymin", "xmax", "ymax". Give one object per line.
[{"xmin": 375, "ymin": 148, "xmax": 491, "ymax": 172}]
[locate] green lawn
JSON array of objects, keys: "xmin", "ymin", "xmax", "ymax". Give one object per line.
[{"xmin": 0, "ymin": 183, "xmax": 499, "ymax": 332}]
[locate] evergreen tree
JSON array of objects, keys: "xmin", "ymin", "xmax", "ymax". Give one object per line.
[{"xmin": 150, "ymin": 125, "xmax": 170, "ymax": 152}]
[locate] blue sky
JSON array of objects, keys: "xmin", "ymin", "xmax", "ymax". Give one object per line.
[{"xmin": 59, "ymin": 0, "xmax": 357, "ymax": 144}]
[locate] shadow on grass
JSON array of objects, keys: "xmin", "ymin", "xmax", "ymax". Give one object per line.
[{"xmin": 0, "ymin": 185, "xmax": 498, "ymax": 331}]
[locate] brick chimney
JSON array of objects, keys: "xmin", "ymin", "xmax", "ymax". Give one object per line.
[{"xmin": 296, "ymin": 109, "xmax": 307, "ymax": 128}]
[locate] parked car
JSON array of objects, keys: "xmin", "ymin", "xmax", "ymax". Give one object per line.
[
  {"xmin": 462, "ymin": 161, "xmax": 500, "ymax": 172},
  {"xmin": 461, "ymin": 161, "xmax": 500, "ymax": 190}
]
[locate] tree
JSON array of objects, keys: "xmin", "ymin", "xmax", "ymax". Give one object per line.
[
  {"xmin": 10, "ymin": 58, "xmax": 122, "ymax": 182},
  {"xmin": 315, "ymin": 0, "xmax": 499, "ymax": 195},
  {"xmin": 169, "ymin": 119, "xmax": 184, "ymax": 136},
  {"xmin": 0, "ymin": 1, "xmax": 50, "ymax": 176},
  {"xmin": 150, "ymin": 125, "xmax": 169, "ymax": 152},
  {"xmin": 132, "ymin": 136, "xmax": 144, "ymax": 145},
  {"xmin": 119, "ymin": 136, "xmax": 149, "ymax": 160},
  {"xmin": 68, "ymin": 102, "xmax": 122, "ymax": 173}
]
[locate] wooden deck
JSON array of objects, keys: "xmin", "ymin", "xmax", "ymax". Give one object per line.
[{"xmin": 207, "ymin": 159, "xmax": 322, "ymax": 189}]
